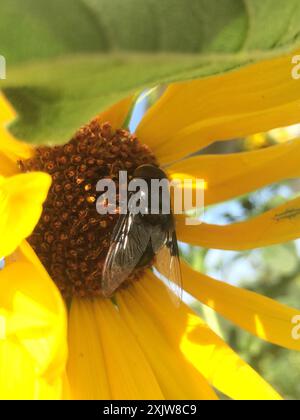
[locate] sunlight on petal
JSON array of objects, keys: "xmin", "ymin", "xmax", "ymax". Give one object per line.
[{"xmin": 118, "ymin": 287, "xmax": 218, "ymax": 400}]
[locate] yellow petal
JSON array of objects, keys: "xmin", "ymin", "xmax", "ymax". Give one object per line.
[
  {"xmin": 0, "ymin": 92, "xmax": 16, "ymax": 124},
  {"xmin": 117, "ymin": 286, "xmax": 218, "ymax": 400},
  {"xmin": 61, "ymin": 372, "xmax": 73, "ymax": 400},
  {"xmin": 0, "ymin": 339, "xmax": 37, "ymax": 399},
  {"xmin": 67, "ymin": 297, "xmax": 164, "ymax": 400},
  {"xmin": 92, "ymin": 298, "xmax": 164, "ymax": 400},
  {"xmin": 181, "ymin": 260, "xmax": 300, "ymax": 351},
  {"xmin": 0, "ymin": 92, "xmax": 33, "ymax": 176},
  {"xmin": 67, "ymin": 298, "xmax": 111, "ymax": 400},
  {"xmin": 0, "ymin": 153, "xmax": 21, "ymax": 177},
  {"xmin": 176, "ymin": 195, "xmax": 300, "ymax": 250},
  {"xmin": 136, "ymin": 272, "xmax": 282, "ymax": 400},
  {"xmin": 8, "ymin": 240, "xmax": 49, "ymax": 279},
  {"xmin": 137, "ymin": 51, "xmax": 300, "ymax": 165},
  {"xmin": 98, "ymin": 94, "xmax": 135, "ymax": 130},
  {"xmin": 0, "ymin": 172, "xmax": 51, "ymax": 257},
  {"xmin": 0, "ymin": 129, "xmax": 33, "ymax": 177},
  {"xmin": 168, "ymin": 138, "xmax": 300, "ymax": 206},
  {"xmin": 0, "ymin": 262, "xmax": 67, "ymax": 399}
]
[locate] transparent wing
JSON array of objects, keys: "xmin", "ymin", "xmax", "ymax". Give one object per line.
[
  {"xmin": 102, "ymin": 212, "xmax": 151, "ymax": 297},
  {"xmin": 154, "ymin": 228, "xmax": 183, "ymax": 306}
]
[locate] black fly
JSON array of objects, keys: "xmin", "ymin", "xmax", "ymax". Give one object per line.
[{"xmin": 102, "ymin": 164, "xmax": 182, "ymax": 303}]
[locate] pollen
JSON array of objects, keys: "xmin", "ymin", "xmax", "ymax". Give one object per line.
[{"xmin": 19, "ymin": 118, "xmax": 158, "ymax": 299}]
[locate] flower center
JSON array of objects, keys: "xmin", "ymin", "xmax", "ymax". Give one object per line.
[{"xmin": 19, "ymin": 118, "xmax": 158, "ymax": 299}]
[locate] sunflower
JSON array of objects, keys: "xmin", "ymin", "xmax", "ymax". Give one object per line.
[{"xmin": 1, "ymin": 49, "xmax": 300, "ymax": 401}]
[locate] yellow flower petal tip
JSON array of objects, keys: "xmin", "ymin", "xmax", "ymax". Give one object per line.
[{"xmin": 0, "ymin": 172, "xmax": 52, "ymax": 258}]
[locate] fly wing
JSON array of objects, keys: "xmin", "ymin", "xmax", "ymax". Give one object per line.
[
  {"xmin": 154, "ymin": 227, "xmax": 183, "ymax": 305},
  {"xmin": 102, "ymin": 212, "xmax": 151, "ymax": 297}
]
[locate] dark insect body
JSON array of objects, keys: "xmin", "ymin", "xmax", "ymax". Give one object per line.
[{"xmin": 102, "ymin": 164, "xmax": 182, "ymax": 302}]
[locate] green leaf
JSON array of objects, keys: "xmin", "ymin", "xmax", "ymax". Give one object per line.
[{"xmin": 1, "ymin": 0, "xmax": 300, "ymax": 144}]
